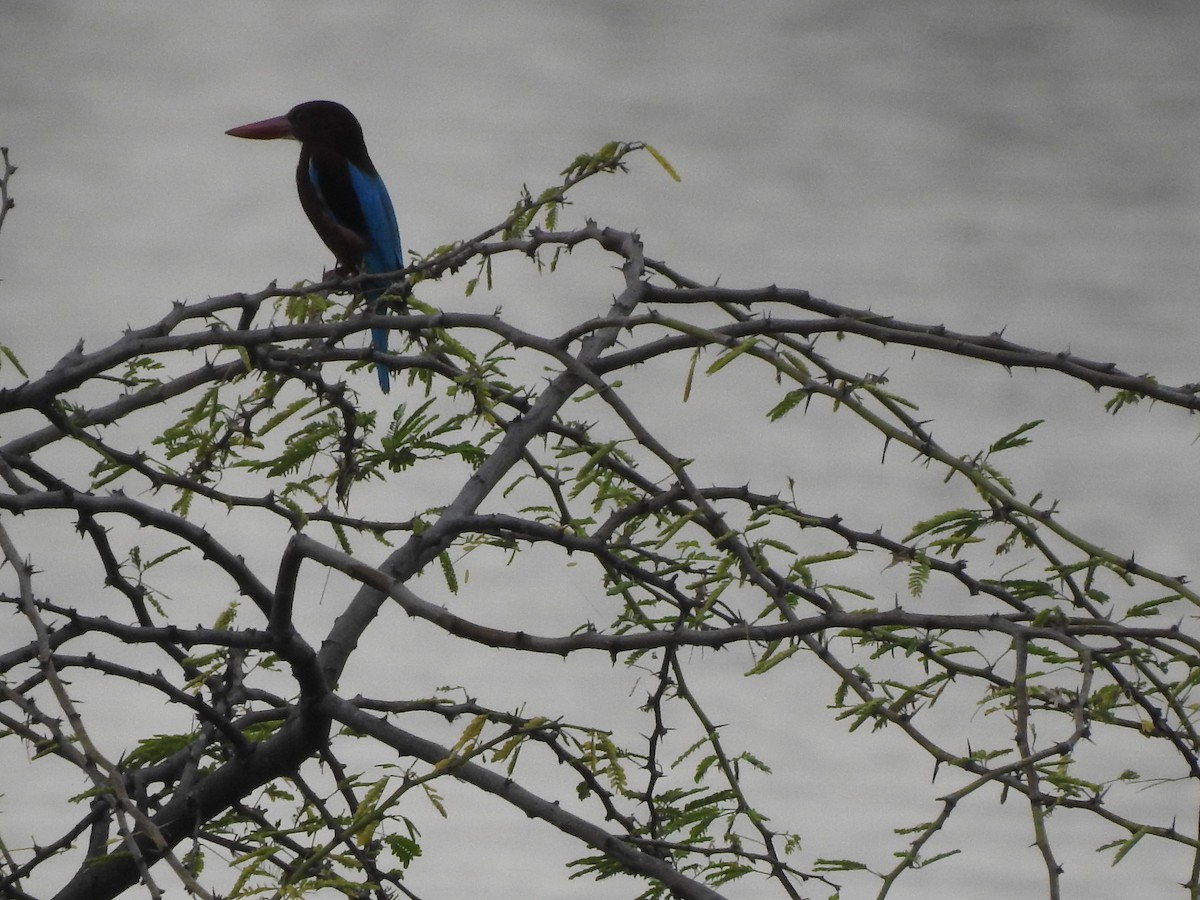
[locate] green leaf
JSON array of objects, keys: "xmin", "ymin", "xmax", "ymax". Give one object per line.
[
  {"xmin": 124, "ymin": 731, "xmax": 199, "ymax": 769},
  {"xmin": 443, "ymin": 714, "xmax": 487, "ymax": 764},
  {"xmin": 1124, "ymin": 594, "xmax": 1183, "ymax": 618},
  {"xmin": 906, "ymin": 555, "xmax": 931, "ymax": 597},
  {"xmin": 1110, "ymin": 826, "xmax": 1148, "ymax": 865},
  {"xmin": 988, "ymin": 419, "xmax": 1043, "ymax": 453},
  {"xmin": 767, "ymin": 388, "xmax": 810, "ymax": 422},
  {"xmin": 214, "ymin": 601, "xmax": 238, "ymax": 631},
  {"xmin": 706, "ymin": 338, "xmax": 758, "ymax": 375},
  {"xmin": 745, "ymin": 642, "xmax": 800, "ymax": 675},
  {"xmin": 814, "ymin": 858, "xmax": 868, "ymax": 872},
  {"xmin": 439, "ymin": 550, "xmax": 459, "ymax": 594},
  {"xmin": 0, "ymin": 344, "xmax": 29, "ymax": 377},
  {"xmin": 642, "ymin": 143, "xmax": 681, "ymax": 182},
  {"xmin": 683, "ymin": 348, "xmax": 699, "ymax": 402},
  {"xmin": 258, "ymin": 396, "xmax": 315, "ymax": 436},
  {"xmin": 384, "ymin": 833, "xmax": 422, "ymax": 868},
  {"xmin": 352, "ymin": 777, "xmax": 388, "ymax": 846},
  {"xmin": 905, "ymin": 508, "xmax": 982, "ymax": 542}
]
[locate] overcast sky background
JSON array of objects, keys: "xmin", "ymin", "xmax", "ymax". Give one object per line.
[{"xmin": 3, "ymin": 2, "xmax": 1200, "ymax": 898}]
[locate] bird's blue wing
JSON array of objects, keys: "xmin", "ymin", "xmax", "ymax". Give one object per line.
[
  {"xmin": 348, "ymin": 163, "xmax": 403, "ymax": 393},
  {"xmin": 305, "ymin": 158, "xmax": 403, "ymax": 276},
  {"xmin": 347, "ymin": 163, "xmax": 404, "ymax": 276},
  {"xmin": 309, "ymin": 159, "xmax": 403, "ymax": 392}
]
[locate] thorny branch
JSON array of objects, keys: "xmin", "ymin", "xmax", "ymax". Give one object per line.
[{"xmin": 0, "ymin": 143, "xmax": 1197, "ymax": 900}]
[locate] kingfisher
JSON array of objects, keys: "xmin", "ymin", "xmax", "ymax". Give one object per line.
[{"xmin": 226, "ymin": 100, "xmax": 403, "ymax": 393}]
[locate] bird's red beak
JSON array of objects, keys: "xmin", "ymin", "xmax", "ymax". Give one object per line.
[{"xmin": 225, "ymin": 114, "xmax": 296, "ymax": 140}]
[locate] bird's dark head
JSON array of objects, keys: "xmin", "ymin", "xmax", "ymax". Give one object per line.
[
  {"xmin": 226, "ymin": 100, "xmax": 368, "ymax": 159},
  {"xmin": 285, "ymin": 101, "xmax": 366, "ymax": 156}
]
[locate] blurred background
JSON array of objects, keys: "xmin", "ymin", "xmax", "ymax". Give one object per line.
[{"xmin": 3, "ymin": 2, "xmax": 1200, "ymax": 897}]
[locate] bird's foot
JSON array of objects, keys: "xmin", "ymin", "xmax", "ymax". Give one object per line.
[{"xmin": 323, "ymin": 263, "xmax": 356, "ymax": 281}]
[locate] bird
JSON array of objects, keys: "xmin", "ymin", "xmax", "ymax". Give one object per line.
[{"xmin": 226, "ymin": 100, "xmax": 403, "ymax": 393}]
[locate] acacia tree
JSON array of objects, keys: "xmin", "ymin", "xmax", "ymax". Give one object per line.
[{"xmin": 2, "ymin": 142, "xmax": 1200, "ymax": 900}]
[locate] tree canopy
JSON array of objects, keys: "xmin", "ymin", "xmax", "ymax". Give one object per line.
[{"xmin": 2, "ymin": 142, "xmax": 1200, "ymax": 900}]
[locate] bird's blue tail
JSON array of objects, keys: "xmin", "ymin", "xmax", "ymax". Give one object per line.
[
  {"xmin": 372, "ymin": 325, "xmax": 390, "ymax": 394},
  {"xmin": 349, "ymin": 162, "xmax": 402, "ymax": 396},
  {"xmin": 306, "ymin": 149, "xmax": 403, "ymax": 395}
]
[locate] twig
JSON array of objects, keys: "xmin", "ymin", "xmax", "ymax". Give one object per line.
[{"xmin": 0, "ymin": 147, "xmax": 15, "ymax": 238}]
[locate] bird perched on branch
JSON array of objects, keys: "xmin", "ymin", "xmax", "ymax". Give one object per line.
[{"xmin": 227, "ymin": 100, "xmax": 403, "ymax": 393}]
